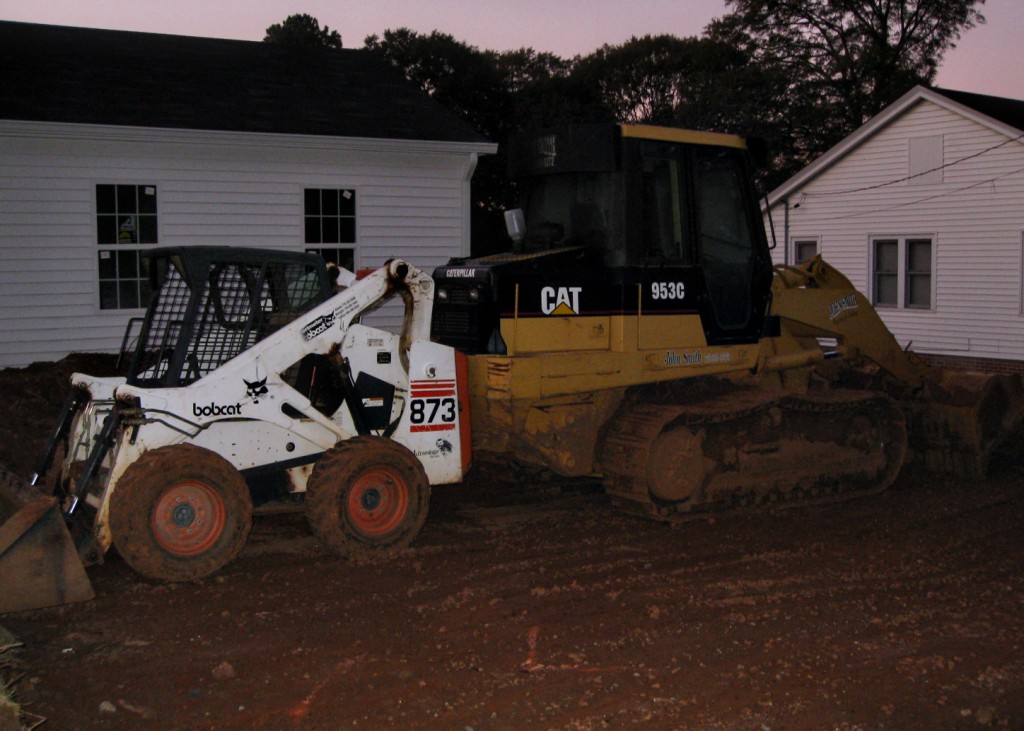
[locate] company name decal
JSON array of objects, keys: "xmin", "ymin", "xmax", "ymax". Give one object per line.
[
  {"xmin": 828, "ymin": 294, "xmax": 858, "ymax": 321},
  {"xmin": 301, "ymin": 312, "xmax": 335, "ymax": 341},
  {"xmin": 445, "ymin": 268, "xmax": 478, "ymax": 278},
  {"xmin": 541, "ymin": 286, "xmax": 582, "ymax": 316},
  {"xmin": 664, "ymin": 349, "xmax": 732, "ymax": 367},
  {"xmin": 193, "ymin": 402, "xmax": 243, "ymax": 418}
]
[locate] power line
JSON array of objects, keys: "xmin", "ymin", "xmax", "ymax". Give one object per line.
[
  {"xmin": 819, "ymin": 164, "xmax": 1024, "ymax": 222},
  {"xmin": 803, "ymin": 130, "xmax": 1024, "ymax": 199}
]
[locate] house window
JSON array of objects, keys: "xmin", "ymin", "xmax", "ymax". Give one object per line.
[
  {"xmin": 305, "ymin": 188, "xmax": 356, "ymax": 245},
  {"xmin": 305, "ymin": 188, "xmax": 356, "ymax": 277},
  {"xmin": 872, "ymin": 236, "xmax": 932, "ymax": 309},
  {"xmin": 96, "ymin": 184, "xmax": 158, "ymax": 310},
  {"xmin": 793, "ymin": 238, "xmax": 818, "ymax": 264}
]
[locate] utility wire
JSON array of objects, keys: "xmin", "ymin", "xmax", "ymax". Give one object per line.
[
  {"xmin": 819, "ymin": 164, "xmax": 1024, "ymax": 222},
  {"xmin": 802, "ymin": 130, "xmax": 1024, "ymax": 198}
]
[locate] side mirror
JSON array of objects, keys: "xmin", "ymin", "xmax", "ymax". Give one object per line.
[{"xmin": 504, "ymin": 208, "xmax": 526, "ymax": 251}]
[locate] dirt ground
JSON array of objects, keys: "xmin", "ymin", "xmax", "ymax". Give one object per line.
[{"xmin": 1, "ymin": 357, "xmax": 1023, "ymax": 730}]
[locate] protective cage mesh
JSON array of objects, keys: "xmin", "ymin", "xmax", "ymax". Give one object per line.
[{"xmin": 129, "ymin": 256, "xmax": 324, "ymax": 387}]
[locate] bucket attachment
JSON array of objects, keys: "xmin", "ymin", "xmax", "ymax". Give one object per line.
[
  {"xmin": 908, "ymin": 371, "xmax": 1024, "ymax": 478},
  {"xmin": 0, "ymin": 480, "xmax": 94, "ymax": 614}
]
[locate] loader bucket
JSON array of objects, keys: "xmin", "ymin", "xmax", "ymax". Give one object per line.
[
  {"xmin": 0, "ymin": 482, "xmax": 94, "ymax": 613},
  {"xmin": 907, "ymin": 371, "xmax": 1024, "ymax": 479}
]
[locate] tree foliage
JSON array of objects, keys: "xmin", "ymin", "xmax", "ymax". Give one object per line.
[
  {"xmin": 347, "ymin": 1, "xmax": 988, "ymax": 205},
  {"xmin": 711, "ymin": 0, "xmax": 985, "ymax": 178},
  {"xmin": 264, "ymin": 14, "xmax": 343, "ymax": 49}
]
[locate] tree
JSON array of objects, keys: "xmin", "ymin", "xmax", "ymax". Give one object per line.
[
  {"xmin": 572, "ymin": 35, "xmax": 696, "ymax": 125},
  {"xmin": 364, "ymin": 29, "xmax": 511, "ymax": 144},
  {"xmin": 495, "ymin": 48, "xmax": 609, "ymax": 130},
  {"xmin": 712, "ymin": 0, "xmax": 985, "ymax": 174},
  {"xmin": 264, "ymin": 14, "xmax": 342, "ymax": 49}
]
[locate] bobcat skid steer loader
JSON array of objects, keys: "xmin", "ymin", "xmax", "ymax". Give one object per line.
[{"xmin": 1, "ymin": 247, "xmax": 469, "ymax": 611}]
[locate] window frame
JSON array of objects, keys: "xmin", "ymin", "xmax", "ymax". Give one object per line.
[
  {"xmin": 95, "ymin": 182, "xmax": 159, "ymax": 312},
  {"xmin": 303, "ymin": 187, "xmax": 358, "ymax": 276},
  {"xmin": 791, "ymin": 237, "xmax": 819, "ymax": 265},
  {"xmin": 869, "ymin": 235, "xmax": 935, "ymax": 311},
  {"xmin": 304, "ymin": 187, "xmax": 357, "ymax": 246}
]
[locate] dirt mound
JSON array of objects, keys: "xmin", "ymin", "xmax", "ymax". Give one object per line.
[{"xmin": 0, "ymin": 354, "xmax": 121, "ymax": 478}]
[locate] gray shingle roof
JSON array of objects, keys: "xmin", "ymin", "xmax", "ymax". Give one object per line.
[
  {"xmin": 0, "ymin": 20, "xmax": 490, "ymax": 144},
  {"xmin": 931, "ymin": 87, "xmax": 1024, "ymax": 134}
]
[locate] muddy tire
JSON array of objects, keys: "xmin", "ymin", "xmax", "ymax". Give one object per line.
[
  {"xmin": 109, "ymin": 444, "xmax": 252, "ymax": 581},
  {"xmin": 305, "ymin": 437, "xmax": 430, "ymax": 558}
]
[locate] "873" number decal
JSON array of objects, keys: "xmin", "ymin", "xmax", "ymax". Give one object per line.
[{"xmin": 410, "ymin": 397, "xmax": 456, "ymax": 425}]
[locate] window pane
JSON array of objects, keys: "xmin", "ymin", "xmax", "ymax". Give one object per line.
[
  {"xmin": 97, "ymin": 215, "xmax": 118, "ymax": 245},
  {"xmin": 117, "ymin": 216, "xmax": 137, "ymax": 244},
  {"xmin": 338, "ymin": 217, "xmax": 356, "ymax": 243},
  {"xmin": 875, "ymin": 273, "xmax": 897, "ymax": 305},
  {"xmin": 118, "ymin": 250, "xmax": 139, "ymax": 278},
  {"xmin": 795, "ymin": 240, "xmax": 817, "ymax": 263},
  {"xmin": 907, "ymin": 239, "xmax": 931, "ymax": 272},
  {"xmin": 116, "ymin": 185, "xmax": 137, "ymax": 214},
  {"xmin": 119, "ymin": 279, "xmax": 139, "ymax": 309},
  {"xmin": 322, "ymin": 189, "xmax": 339, "ymax": 216},
  {"xmin": 907, "ymin": 273, "xmax": 931, "ymax": 307},
  {"xmin": 98, "ymin": 250, "xmax": 116, "ymax": 279},
  {"xmin": 96, "ymin": 185, "xmax": 116, "ymax": 214},
  {"xmin": 322, "ymin": 216, "xmax": 339, "ymax": 244},
  {"xmin": 304, "ymin": 188, "xmax": 320, "ymax": 215},
  {"xmin": 304, "ymin": 216, "xmax": 321, "ymax": 244},
  {"xmin": 874, "ymin": 240, "xmax": 897, "ymax": 272},
  {"xmin": 339, "ymin": 189, "xmax": 356, "ymax": 216},
  {"xmin": 99, "ymin": 281, "xmax": 118, "ymax": 309},
  {"xmin": 138, "ymin": 215, "xmax": 158, "ymax": 244},
  {"xmin": 138, "ymin": 186, "xmax": 158, "ymax": 214}
]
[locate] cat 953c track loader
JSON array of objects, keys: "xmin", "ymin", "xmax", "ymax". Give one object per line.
[
  {"xmin": 1, "ymin": 249, "xmax": 469, "ymax": 611},
  {"xmin": 429, "ymin": 123, "xmax": 1024, "ymax": 518}
]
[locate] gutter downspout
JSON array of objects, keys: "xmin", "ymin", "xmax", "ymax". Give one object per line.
[{"xmin": 461, "ymin": 152, "xmax": 479, "ymax": 259}]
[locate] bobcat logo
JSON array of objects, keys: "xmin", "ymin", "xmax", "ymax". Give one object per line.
[
  {"xmin": 244, "ymin": 376, "xmax": 268, "ymax": 403},
  {"xmin": 435, "ymin": 439, "xmax": 453, "ymax": 455}
]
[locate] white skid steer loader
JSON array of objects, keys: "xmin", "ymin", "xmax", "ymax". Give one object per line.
[{"xmin": 0, "ymin": 247, "xmax": 469, "ymax": 610}]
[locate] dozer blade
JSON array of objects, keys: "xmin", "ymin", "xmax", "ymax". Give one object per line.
[{"xmin": 0, "ymin": 481, "xmax": 94, "ymax": 613}]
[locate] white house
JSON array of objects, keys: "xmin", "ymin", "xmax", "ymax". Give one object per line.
[
  {"xmin": 0, "ymin": 21, "xmax": 496, "ymax": 368},
  {"xmin": 763, "ymin": 85, "xmax": 1024, "ymax": 374}
]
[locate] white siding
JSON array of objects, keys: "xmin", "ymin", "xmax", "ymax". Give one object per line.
[
  {"xmin": 766, "ymin": 99, "xmax": 1024, "ymax": 362},
  {"xmin": 0, "ymin": 121, "xmax": 491, "ymax": 367}
]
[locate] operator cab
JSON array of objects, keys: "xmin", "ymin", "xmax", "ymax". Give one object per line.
[{"xmin": 432, "ymin": 123, "xmax": 774, "ymax": 354}]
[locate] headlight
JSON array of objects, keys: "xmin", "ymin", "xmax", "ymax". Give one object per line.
[
  {"xmin": 468, "ymin": 288, "xmax": 480, "ymax": 302},
  {"xmin": 437, "ymin": 288, "xmax": 449, "ymax": 302}
]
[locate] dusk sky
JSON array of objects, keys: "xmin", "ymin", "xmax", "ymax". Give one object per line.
[{"xmin": 1, "ymin": 0, "xmax": 1020, "ymax": 99}]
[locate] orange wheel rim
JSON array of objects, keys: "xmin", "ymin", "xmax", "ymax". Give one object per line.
[
  {"xmin": 152, "ymin": 480, "xmax": 227, "ymax": 556},
  {"xmin": 346, "ymin": 466, "xmax": 409, "ymax": 537}
]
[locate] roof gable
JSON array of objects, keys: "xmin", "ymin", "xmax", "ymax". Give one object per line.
[
  {"xmin": 767, "ymin": 85, "xmax": 1024, "ymax": 204},
  {"xmin": 0, "ymin": 21, "xmax": 490, "ymax": 145}
]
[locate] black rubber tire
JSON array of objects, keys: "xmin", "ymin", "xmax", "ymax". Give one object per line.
[
  {"xmin": 305, "ymin": 436, "xmax": 430, "ymax": 558},
  {"xmin": 109, "ymin": 444, "xmax": 253, "ymax": 581}
]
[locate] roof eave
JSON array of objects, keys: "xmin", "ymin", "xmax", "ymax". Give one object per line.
[{"xmin": 764, "ymin": 85, "xmax": 1024, "ymax": 208}]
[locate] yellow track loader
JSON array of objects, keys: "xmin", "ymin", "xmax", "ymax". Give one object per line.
[{"xmin": 428, "ymin": 124, "xmax": 1024, "ymax": 517}]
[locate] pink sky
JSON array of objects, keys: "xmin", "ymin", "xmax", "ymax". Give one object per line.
[{"xmin": 0, "ymin": 0, "xmax": 1019, "ymax": 99}]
